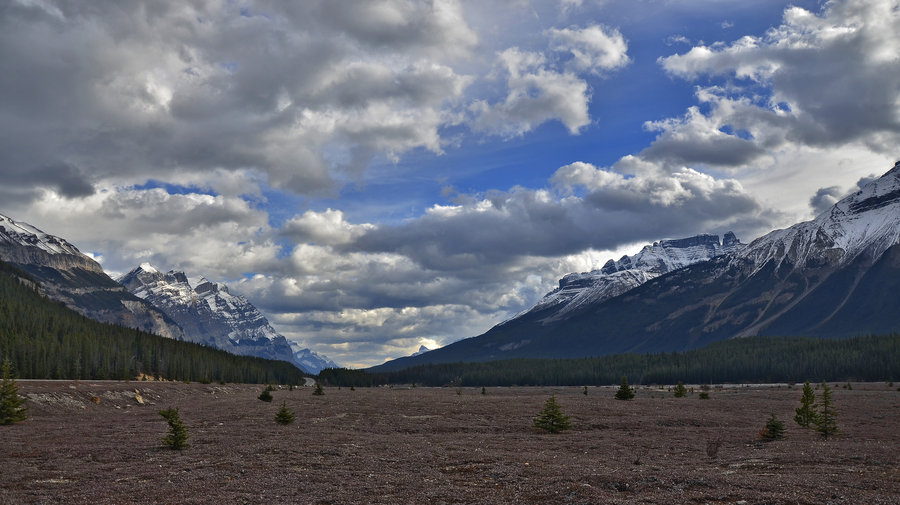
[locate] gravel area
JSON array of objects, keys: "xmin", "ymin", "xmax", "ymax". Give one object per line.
[{"xmin": 1, "ymin": 381, "xmax": 898, "ymax": 504}]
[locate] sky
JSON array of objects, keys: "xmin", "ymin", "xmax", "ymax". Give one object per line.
[{"xmin": 2, "ymin": 0, "xmax": 899, "ymax": 368}]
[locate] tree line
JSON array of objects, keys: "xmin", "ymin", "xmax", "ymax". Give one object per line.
[
  {"xmin": 0, "ymin": 260, "xmax": 306, "ymax": 384},
  {"xmin": 318, "ymin": 333, "xmax": 900, "ymax": 387}
]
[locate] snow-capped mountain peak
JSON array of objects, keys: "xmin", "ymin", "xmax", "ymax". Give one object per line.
[
  {"xmin": 0, "ymin": 213, "xmax": 85, "ymax": 257},
  {"xmin": 741, "ymin": 160, "xmax": 900, "ymax": 271},
  {"xmin": 117, "ymin": 265, "xmax": 337, "ymax": 373},
  {"xmin": 524, "ymin": 232, "xmax": 743, "ymax": 323}
]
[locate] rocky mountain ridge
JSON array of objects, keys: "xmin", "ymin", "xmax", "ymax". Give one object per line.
[
  {"xmin": 0, "ymin": 213, "xmax": 184, "ymax": 340},
  {"xmin": 118, "ymin": 263, "xmax": 337, "ymax": 374},
  {"xmin": 526, "ymin": 232, "xmax": 743, "ymax": 323}
]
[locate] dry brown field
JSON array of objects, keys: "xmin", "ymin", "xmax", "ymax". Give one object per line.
[{"xmin": 1, "ymin": 381, "xmax": 898, "ymax": 504}]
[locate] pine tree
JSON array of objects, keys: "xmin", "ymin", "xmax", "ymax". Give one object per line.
[
  {"xmin": 274, "ymin": 401, "xmax": 295, "ymax": 425},
  {"xmin": 583, "ymin": 385, "xmax": 588, "ymax": 395},
  {"xmin": 312, "ymin": 382, "xmax": 325, "ymax": 396},
  {"xmin": 532, "ymin": 395, "xmax": 572, "ymax": 433},
  {"xmin": 813, "ymin": 382, "xmax": 839, "ymax": 439},
  {"xmin": 258, "ymin": 388, "xmax": 273, "ymax": 402},
  {"xmin": 615, "ymin": 376, "xmax": 635, "ymax": 400},
  {"xmin": 794, "ymin": 380, "xmax": 818, "ymax": 428},
  {"xmin": 759, "ymin": 413, "xmax": 785, "ymax": 441},
  {"xmin": 0, "ymin": 358, "xmax": 28, "ymax": 425},
  {"xmin": 673, "ymin": 381, "xmax": 688, "ymax": 398},
  {"xmin": 159, "ymin": 407, "xmax": 189, "ymax": 449}
]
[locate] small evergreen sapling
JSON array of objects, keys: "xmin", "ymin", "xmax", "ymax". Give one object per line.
[
  {"xmin": 312, "ymin": 382, "xmax": 325, "ymax": 396},
  {"xmin": 275, "ymin": 401, "xmax": 295, "ymax": 425},
  {"xmin": 673, "ymin": 381, "xmax": 688, "ymax": 398},
  {"xmin": 759, "ymin": 413, "xmax": 785, "ymax": 441},
  {"xmin": 258, "ymin": 387, "xmax": 274, "ymax": 402},
  {"xmin": 813, "ymin": 382, "xmax": 839, "ymax": 439},
  {"xmin": 159, "ymin": 407, "xmax": 189, "ymax": 449},
  {"xmin": 533, "ymin": 395, "xmax": 572, "ymax": 433},
  {"xmin": 615, "ymin": 376, "xmax": 635, "ymax": 400},
  {"xmin": 0, "ymin": 358, "xmax": 28, "ymax": 425},
  {"xmin": 794, "ymin": 380, "xmax": 818, "ymax": 428}
]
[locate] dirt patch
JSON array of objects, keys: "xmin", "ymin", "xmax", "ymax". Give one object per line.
[{"xmin": 1, "ymin": 381, "xmax": 898, "ymax": 504}]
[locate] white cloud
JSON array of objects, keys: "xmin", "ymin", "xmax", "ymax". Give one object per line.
[
  {"xmin": 658, "ymin": 0, "xmax": 900, "ymax": 153},
  {"xmin": 470, "ymin": 48, "xmax": 591, "ymax": 137},
  {"xmin": 548, "ymin": 24, "xmax": 630, "ymax": 74}
]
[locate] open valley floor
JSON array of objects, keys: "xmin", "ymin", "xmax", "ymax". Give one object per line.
[{"xmin": 2, "ymin": 381, "xmax": 898, "ymax": 504}]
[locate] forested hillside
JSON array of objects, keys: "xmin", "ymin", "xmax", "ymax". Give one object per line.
[
  {"xmin": 0, "ymin": 261, "xmax": 306, "ymax": 384},
  {"xmin": 320, "ymin": 334, "xmax": 900, "ymax": 387}
]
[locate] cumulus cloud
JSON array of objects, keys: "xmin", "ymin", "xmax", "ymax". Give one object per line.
[
  {"xmin": 548, "ymin": 24, "xmax": 630, "ymax": 75},
  {"xmin": 656, "ymin": 0, "xmax": 900, "ymax": 162},
  {"xmin": 20, "ymin": 184, "xmax": 280, "ymax": 279},
  {"xmin": 351, "ymin": 159, "xmax": 766, "ymax": 272},
  {"xmin": 469, "ymin": 23, "xmax": 629, "ymax": 137},
  {"xmin": 0, "ymin": 0, "xmax": 479, "ymax": 200},
  {"xmin": 470, "ymin": 48, "xmax": 592, "ymax": 137}
]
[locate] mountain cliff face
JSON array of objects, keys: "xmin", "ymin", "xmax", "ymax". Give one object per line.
[
  {"xmin": 374, "ymin": 161, "xmax": 900, "ymax": 371},
  {"xmin": 118, "ymin": 264, "xmax": 337, "ymax": 373},
  {"xmin": 0, "ymin": 213, "xmax": 184, "ymax": 340}
]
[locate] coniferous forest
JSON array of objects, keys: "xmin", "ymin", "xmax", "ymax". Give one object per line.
[
  {"xmin": 0, "ymin": 261, "xmax": 306, "ymax": 384},
  {"xmin": 318, "ymin": 333, "xmax": 900, "ymax": 387}
]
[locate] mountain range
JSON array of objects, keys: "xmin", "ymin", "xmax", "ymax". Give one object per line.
[
  {"xmin": 0, "ymin": 213, "xmax": 184, "ymax": 340},
  {"xmin": 0, "ymin": 214, "xmax": 335, "ymax": 374},
  {"xmin": 374, "ymin": 161, "xmax": 900, "ymax": 371}
]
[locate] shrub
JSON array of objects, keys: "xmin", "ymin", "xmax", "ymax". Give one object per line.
[
  {"xmin": 275, "ymin": 401, "xmax": 296, "ymax": 425},
  {"xmin": 673, "ymin": 381, "xmax": 687, "ymax": 398},
  {"xmin": 615, "ymin": 376, "xmax": 635, "ymax": 400},
  {"xmin": 793, "ymin": 380, "xmax": 817, "ymax": 428},
  {"xmin": 159, "ymin": 407, "xmax": 189, "ymax": 449},
  {"xmin": 313, "ymin": 383, "xmax": 325, "ymax": 396},
  {"xmin": 0, "ymin": 358, "xmax": 28, "ymax": 425},
  {"xmin": 533, "ymin": 395, "xmax": 572, "ymax": 434},
  {"xmin": 258, "ymin": 388, "xmax": 273, "ymax": 402},
  {"xmin": 759, "ymin": 413, "xmax": 785, "ymax": 441},
  {"xmin": 583, "ymin": 385, "xmax": 588, "ymax": 395},
  {"xmin": 698, "ymin": 392, "xmax": 710, "ymax": 400},
  {"xmin": 481, "ymin": 386, "xmax": 486, "ymax": 395}
]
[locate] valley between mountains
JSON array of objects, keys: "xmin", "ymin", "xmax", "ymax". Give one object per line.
[{"xmin": 3, "ymin": 381, "xmax": 897, "ymax": 505}]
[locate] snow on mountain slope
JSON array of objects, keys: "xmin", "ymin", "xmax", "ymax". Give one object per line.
[
  {"xmin": 118, "ymin": 264, "xmax": 336, "ymax": 373},
  {"xmin": 740, "ymin": 161, "xmax": 900, "ymax": 271},
  {"xmin": 526, "ymin": 232, "xmax": 743, "ymax": 323},
  {"xmin": 0, "ymin": 212, "xmax": 103, "ymax": 272},
  {"xmin": 0, "ymin": 213, "xmax": 83, "ymax": 256}
]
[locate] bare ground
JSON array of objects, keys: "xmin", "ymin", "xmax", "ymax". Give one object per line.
[{"xmin": 1, "ymin": 381, "xmax": 898, "ymax": 504}]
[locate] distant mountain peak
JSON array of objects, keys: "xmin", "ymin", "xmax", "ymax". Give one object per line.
[
  {"xmin": 523, "ymin": 232, "xmax": 743, "ymax": 324},
  {"xmin": 138, "ymin": 262, "xmax": 159, "ymax": 274},
  {"xmin": 118, "ymin": 264, "xmax": 337, "ymax": 373}
]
